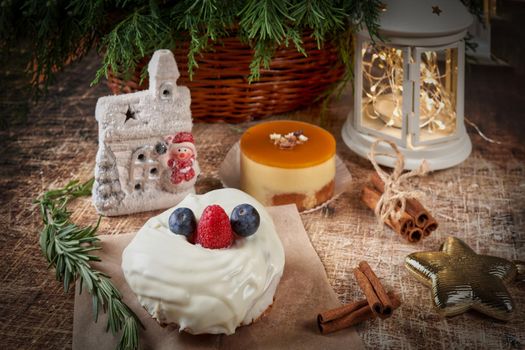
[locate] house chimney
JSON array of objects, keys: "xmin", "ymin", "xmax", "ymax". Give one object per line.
[{"xmin": 148, "ymin": 49, "xmax": 180, "ymax": 100}]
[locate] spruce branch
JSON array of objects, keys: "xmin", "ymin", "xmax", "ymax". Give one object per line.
[
  {"xmin": 238, "ymin": 0, "xmax": 293, "ymax": 44},
  {"xmin": 248, "ymin": 39, "xmax": 275, "ymax": 83},
  {"xmin": 94, "ymin": 8, "xmax": 172, "ymax": 85},
  {"xmin": 36, "ymin": 179, "xmax": 142, "ymax": 350},
  {"xmin": 290, "ymin": 0, "xmax": 346, "ymax": 48},
  {"xmin": 2, "ymin": 0, "xmax": 405, "ymax": 97},
  {"xmin": 171, "ymin": 0, "xmax": 236, "ymax": 79}
]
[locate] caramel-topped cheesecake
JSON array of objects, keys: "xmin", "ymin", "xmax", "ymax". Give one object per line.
[{"xmin": 240, "ymin": 120, "xmax": 336, "ymax": 211}]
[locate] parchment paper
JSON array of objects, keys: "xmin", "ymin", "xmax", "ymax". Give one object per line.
[
  {"xmin": 218, "ymin": 142, "xmax": 352, "ymax": 213},
  {"xmin": 73, "ymin": 205, "xmax": 364, "ymax": 350}
]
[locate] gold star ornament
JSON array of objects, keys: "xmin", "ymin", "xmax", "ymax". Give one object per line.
[{"xmin": 405, "ymin": 236, "xmax": 517, "ymax": 321}]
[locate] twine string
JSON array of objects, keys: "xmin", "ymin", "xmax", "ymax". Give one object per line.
[
  {"xmin": 464, "ymin": 117, "xmax": 503, "ymax": 145},
  {"xmin": 368, "ymin": 140, "xmax": 429, "ymax": 225}
]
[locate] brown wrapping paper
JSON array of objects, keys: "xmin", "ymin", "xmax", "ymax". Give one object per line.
[{"xmin": 73, "ymin": 205, "xmax": 364, "ymax": 350}]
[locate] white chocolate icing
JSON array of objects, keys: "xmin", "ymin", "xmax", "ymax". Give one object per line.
[{"xmin": 121, "ymin": 188, "xmax": 285, "ymax": 335}]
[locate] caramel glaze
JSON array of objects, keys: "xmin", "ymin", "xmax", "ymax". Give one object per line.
[{"xmin": 240, "ymin": 120, "xmax": 336, "ymax": 169}]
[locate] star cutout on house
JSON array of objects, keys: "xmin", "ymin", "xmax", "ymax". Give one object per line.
[
  {"xmin": 432, "ymin": 5, "xmax": 442, "ymax": 15},
  {"xmin": 405, "ymin": 236, "xmax": 517, "ymax": 321},
  {"xmin": 124, "ymin": 106, "xmax": 136, "ymax": 123}
]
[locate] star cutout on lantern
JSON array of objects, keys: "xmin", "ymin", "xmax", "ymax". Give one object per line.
[
  {"xmin": 405, "ymin": 236, "xmax": 517, "ymax": 321},
  {"xmin": 124, "ymin": 105, "xmax": 136, "ymax": 123},
  {"xmin": 432, "ymin": 5, "xmax": 442, "ymax": 15},
  {"xmin": 378, "ymin": 2, "xmax": 387, "ymax": 12}
]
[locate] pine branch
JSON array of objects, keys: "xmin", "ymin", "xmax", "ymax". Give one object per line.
[
  {"xmin": 248, "ymin": 40, "xmax": 275, "ymax": 82},
  {"xmin": 238, "ymin": 0, "xmax": 293, "ymax": 44},
  {"xmin": 93, "ymin": 8, "xmax": 172, "ymax": 85},
  {"xmin": 2, "ymin": 0, "xmax": 389, "ymax": 99},
  {"xmin": 461, "ymin": 0, "xmax": 484, "ymax": 24},
  {"xmin": 36, "ymin": 179, "xmax": 142, "ymax": 350},
  {"xmin": 170, "ymin": 0, "xmax": 238, "ymax": 79},
  {"xmin": 290, "ymin": 0, "xmax": 346, "ymax": 48}
]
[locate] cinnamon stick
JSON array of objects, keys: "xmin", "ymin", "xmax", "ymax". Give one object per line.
[
  {"xmin": 358, "ymin": 261, "xmax": 393, "ymax": 318},
  {"xmin": 353, "ymin": 267, "xmax": 382, "ymax": 316},
  {"xmin": 370, "ymin": 172, "xmax": 430, "ymax": 227},
  {"xmin": 370, "ymin": 172, "xmax": 387, "ymax": 193},
  {"xmin": 407, "ymin": 226, "xmax": 423, "ymax": 243},
  {"xmin": 361, "ymin": 186, "xmax": 414, "ymax": 237},
  {"xmin": 406, "ymin": 198, "xmax": 429, "ymax": 228},
  {"xmin": 318, "ymin": 292, "xmax": 401, "ymax": 334},
  {"xmin": 317, "ymin": 299, "xmax": 368, "ymax": 324},
  {"xmin": 423, "ymin": 216, "xmax": 438, "ymax": 236}
]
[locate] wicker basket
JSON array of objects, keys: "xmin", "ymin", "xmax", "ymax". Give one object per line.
[{"xmin": 107, "ymin": 35, "xmax": 345, "ymax": 123}]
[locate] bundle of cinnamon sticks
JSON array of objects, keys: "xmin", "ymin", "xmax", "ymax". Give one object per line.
[
  {"xmin": 361, "ymin": 172, "xmax": 438, "ymax": 243},
  {"xmin": 317, "ymin": 261, "xmax": 400, "ymax": 334}
]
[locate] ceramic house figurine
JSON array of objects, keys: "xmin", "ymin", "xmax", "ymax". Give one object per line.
[{"xmin": 92, "ymin": 49, "xmax": 199, "ymax": 216}]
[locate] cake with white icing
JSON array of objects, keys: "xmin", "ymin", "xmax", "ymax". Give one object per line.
[{"xmin": 121, "ymin": 188, "xmax": 285, "ymax": 334}]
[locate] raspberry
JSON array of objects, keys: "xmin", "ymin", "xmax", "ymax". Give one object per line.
[{"xmin": 195, "ymin": 205, "xmax": 234, "ymax": 249}]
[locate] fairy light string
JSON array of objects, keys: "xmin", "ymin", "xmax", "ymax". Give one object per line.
[{"xmin": 361, "ymin": 43, "xmax": 457, "ymax": 134}]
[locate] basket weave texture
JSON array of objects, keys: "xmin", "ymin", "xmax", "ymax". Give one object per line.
[{"xmin": 107, "ymin": 35, "xmax": 345, "ymax": 123}]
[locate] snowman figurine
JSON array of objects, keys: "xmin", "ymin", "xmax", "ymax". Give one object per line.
[{"xmin": 163, "ymin": 132, "xmax": 199, "ymax": 190}]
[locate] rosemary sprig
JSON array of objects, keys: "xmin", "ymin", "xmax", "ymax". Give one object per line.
[{"xmin": 36, "ymin": 179, "xmax": 142, "ymax": 350}]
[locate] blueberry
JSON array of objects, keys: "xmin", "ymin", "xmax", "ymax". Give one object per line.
[
  {"xmin": 168, "ymin": 207, "xmax": 196, "ymax": 238},
  {"xmin": 230, "ymin": 204, "xmax": 260, "ymax": 237}
]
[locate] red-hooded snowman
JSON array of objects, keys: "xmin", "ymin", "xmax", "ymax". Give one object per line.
[{"xmin": 166, "ymin": 132, "xmax": 198, "ymax": 185}]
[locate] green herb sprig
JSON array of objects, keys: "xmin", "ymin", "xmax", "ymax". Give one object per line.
[{"xmin": 36, "ymin": 179, "xmax": 142, "ymax": 350}]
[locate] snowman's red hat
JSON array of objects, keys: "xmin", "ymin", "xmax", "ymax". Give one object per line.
[
  {"xmin": 166, "ymin": 132, "xmax": 196, "ymax": 155},
  {"xmin": 166, "ymin": 132, "xmax": 194, "ymax": 145},
  {"xmin": 173, "ymin": 132, "xmax": 194, "ymax": 144}
]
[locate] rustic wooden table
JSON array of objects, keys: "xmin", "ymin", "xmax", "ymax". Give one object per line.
[{"xmin": 1, "ymin": 2, "xmax": 524, "ymax": 349}]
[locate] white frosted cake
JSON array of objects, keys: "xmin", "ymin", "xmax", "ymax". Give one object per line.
[{"xmin": 121, "ymin": 188, "xmax": 285, "ymax": 334}]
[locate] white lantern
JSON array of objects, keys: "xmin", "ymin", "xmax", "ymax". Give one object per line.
[{"xmin": 342, "ymin": 0, "xmax": 473, "ymax": 170}]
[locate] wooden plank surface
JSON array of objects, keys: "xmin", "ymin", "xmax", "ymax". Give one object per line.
[{"xmin": 1, "ymin": 2, "xmax": 524, "ymax": 349}]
